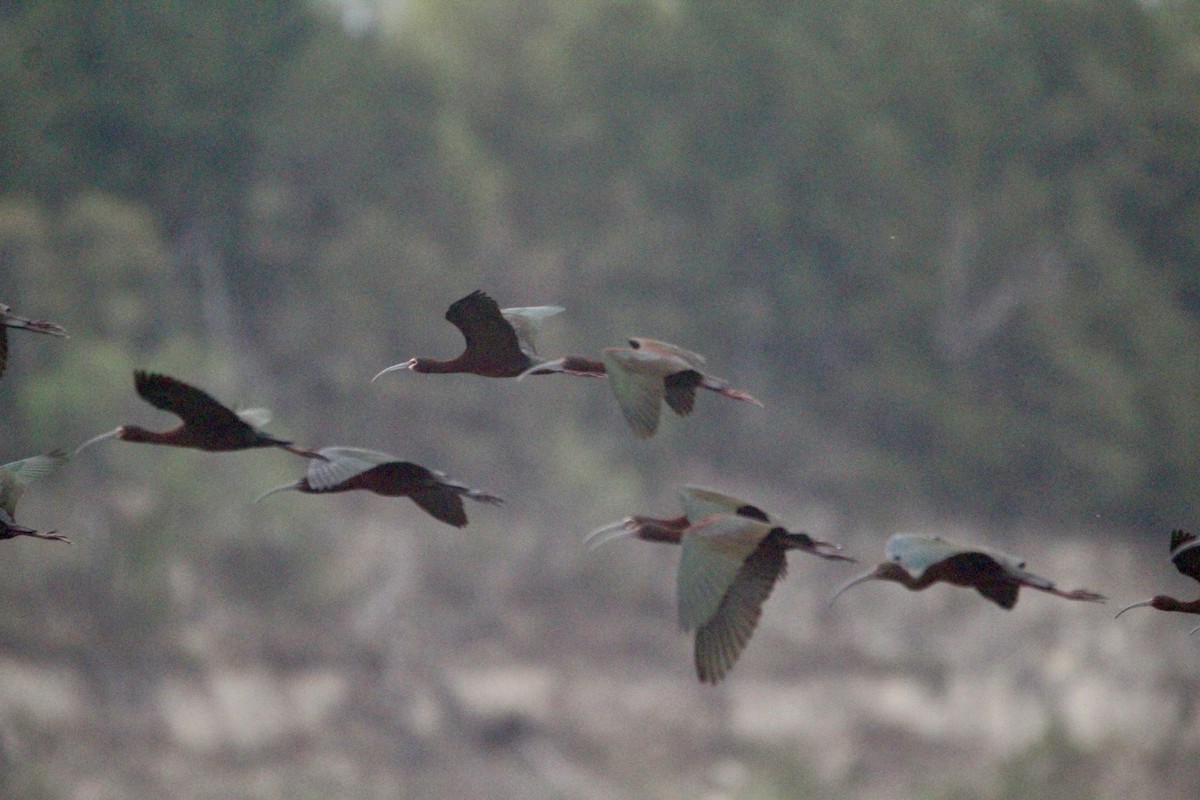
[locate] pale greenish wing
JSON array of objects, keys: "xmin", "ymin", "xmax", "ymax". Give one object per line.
[
  {"xmin": 603, "ymin": 349, "xmax": 665, "ymax": 438},
  {"xmin": 305, "ymin": 447, "xmax": 397, "ymax": 490},
  {"xmin": 694, "ymin": 538, "xmax": 786, "ymax": 683},
  {"xmin": 501, "ymin": 305, "xmax": 564, "ymax": 357},
  {"xmin": 236, "ymin": 407, "xmax": 273, "ymax": 428},
  {"xmin": 0, "ymin": 450, "xmax": 67, "ymax": 515},
  {"xmin": 885, "ymin": 534, "xmax": 969, "ymax": 580},
  {"xmin": 629, "ymin": 338, "xmax": 707, "ymax": 368},
  {"xmin": 677, "ymin": 485, "xmax": 757, "ymax": 522},
  {"xmin": 677, "ymin": 515, "xmax": 772, "ymax": 631}
]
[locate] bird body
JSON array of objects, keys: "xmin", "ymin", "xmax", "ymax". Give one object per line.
[
  {"xmin": 75, "ymin": 371, "xmax": 321, "ymax": 458},
  {"xmin": 522, "ymin": 338, "xmax": 762, "ymax": 438},
  {"xmin": 256, "ymin": 446, "xmax": 503, "ymax": 528},
  {"xmin": 373, "ymin": 290, "xmax": 566, "ymax": 380},
  {"xmin": 0, "ymin": 450, "xmax": 70, "ymax": 543},
  {"xmin": 587, "ymin": 486, "xmax": 852, "ymax": 683},
  {"xmin": 0, "ymin": 303, "xmax": 68, "ymax": 379},
  {"xmin": 1115, "ymin": 529, "xmax": 1200, "ymax": 619},
  {"xmin": 831, "ymin": 533, "xmax": 1105, "ymax": 609}
]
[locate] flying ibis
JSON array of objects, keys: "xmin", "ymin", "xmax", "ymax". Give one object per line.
[
  {"xmin": 590, "ymin": 486, "xmax": 853, "ymax": 684},
  {"xmin": 372, "ymin": 290, "xmax": 575, "ymax": 380},
  {"xmin": 521, "ymin": 338, "xmax": 762, "ymax": 438},
  {"xmin": 830, "ymin": 534, "xmax": 1105, "ymax": 609},
  {"xmin": 255, "ymin": 447, "xmax": 503, "ymax": 528},
  {"xmin": 75, "ymin": 371, "xmax": 322, "ymax": 459}
]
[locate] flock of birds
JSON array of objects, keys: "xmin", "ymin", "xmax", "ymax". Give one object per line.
[{"xmin": 2, "ymin": 291, "xmax": 1197, "ymax": 683}]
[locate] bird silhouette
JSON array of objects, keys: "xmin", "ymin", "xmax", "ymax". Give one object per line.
[
  {"xmin": 372, "ymin": 290, "xmax": 572, "ymax": 380},
  {"xmin": 0, "ymin": 450, "xmax": 70, "ymax": 543},
  {"xmin": 255, "ymin": 446, "xmax": 504, "ymax": 528},
  {"xmin": 831, "ymin": 534, "xmax": 1105, "ymax": 609},
  {"xmin": 589, "ymin": 486, "xmax": 852, "ymax": 683},
  {"xmin": 0, "ymin": 303, "xmax": 67, "ymax": 380},
  {"xmin": 75, "ymin": 371, "xmax": 322, "ymax": 458},
  {"xmin": 1115, "ymin": 529, "xmax": 1200, "ymax": 621},
  {"xmin": 521, "ymin": 338, "xmax": 762, "ymax": 437}
]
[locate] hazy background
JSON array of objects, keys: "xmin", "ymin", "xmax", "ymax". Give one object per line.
[{"xmin": 1, "ymin": 1, "xmax": 1199, "ymax": 797}]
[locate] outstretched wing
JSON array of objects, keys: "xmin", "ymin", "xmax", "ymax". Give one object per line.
[
  {"xmin": 501, "ymin": 304, "xmax": 564, "ymax": 357},
  {"xmin": 1170, "ymin": 529, "xmax": 1200, "ymax": 583},
  {"xmin": 305, "ymin": 447, "xmax": 397, "ymax": 490},
  {"xmin": 134, "ymin": 371, "xmax": 248, "ymax": 432},
  {"xmin": 445, "ymin": 291, "xmax": 526, "ymax": 364},
  {"xmin": 885, "ymin": 534, "xmax": 970, "ymax": 580},
  {"xmin": 677, "ymin": 515, "xmax": 773, "ymax": 631},
  {"xmin": 677, "ymin": 485, "xmax": 770, "ymax": 524},
  {"xmin": 603, "ymin": 349, "xmax": 665, "ymax": 438},
  {"xmin": 694, "ymin": 537, "xmax": 787, "ymax": 684},
  {"xmin": 0, "ymin": 450, "xmax": 68, "ymax": 516}
]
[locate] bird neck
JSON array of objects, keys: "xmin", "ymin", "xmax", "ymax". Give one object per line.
[
  {"xmin": 1156, "ymin": 595, "xmax": 1200, "ymax": 614},
  {"xmin": 634, "ymin": 515, "xmax": 688, "ymax": 543},
  {"xmin": 555, "ymin": 356, "xmax": 606, "ymax": 376},
  {"xmin": 412, "ymin": 358, "xmax": 464, "ymax": 374}
]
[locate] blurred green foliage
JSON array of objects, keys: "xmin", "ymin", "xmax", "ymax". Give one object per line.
[{"xmin": 0, "ymin": 0, "xmax": 1198, "ymax": 580}]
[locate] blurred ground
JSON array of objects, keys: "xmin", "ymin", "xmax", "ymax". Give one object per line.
[{"xmin": 0, "ymin": 496, "xmax": 1196, "ymax": 800}]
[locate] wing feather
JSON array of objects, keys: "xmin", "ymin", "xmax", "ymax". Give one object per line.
[
  {"xmin": 677, "ymin": 515, "xmax": 773, "ymax": 631},
  {"xmin": 694, "ymin": 539, "xmax": 786, "ymax": 683},
  {"xmin": 603, "ymin": 349, "xmax": 664, "ymax": 437}
]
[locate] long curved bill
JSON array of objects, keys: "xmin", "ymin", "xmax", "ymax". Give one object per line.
[
  {"xmin": 1189, "ymin": 625, "xmax": 1200, "ymax": 637},
  {"xmin": 582, "ymin": 518, "xmax": 638, "ymax": 550},
  {"xmin": 253, "ymin": 481, "xmax": 302, "ymax": 504},
  {"xmin": 829, "ymin": 569, "xmax": 880, "ymax": 606},
  {"xmin": 74, "ymin": 429, "xmax": 121, "ymax": 456},
  {"xmin": 805, "ymin": 538, "xmax": 857, "ymax": 562},
  {"xmin": 1114, "ymin": 599, "xmax": 1155, "ymax": 619},
  {"xmin": 371, "ymin": 360, "xmax": 416, "ymax": 383}
]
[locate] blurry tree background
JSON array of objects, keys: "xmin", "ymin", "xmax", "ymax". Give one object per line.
[{"xmin": 0, "ymin": 1, "xmax": 1198, "ymax": 798}]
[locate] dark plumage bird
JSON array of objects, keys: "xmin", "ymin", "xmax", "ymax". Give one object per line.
[
  {"xmin": 521, "ymin": 338, "xmax": 763, "ymax": 438},
  {"xmin": 0, "ymin": 450, "xmax": 70, "ymax": 544},
  {"xmin": 75, "ymin": 371, "xmax": 321, "ymax": 458},
  {"xmin": 255, "ymin": 447, "xmax": 504, "ymax": 528},
  {"xmin": 831, "ymin": 534, "xmax": 1105, "ymax": 609},
  {"xmin": 589, "ymin": 486, "xmax": 853, "ymax": 684},
  {"xmin": 0, "ymin": 303, "xmax": 67, "ymax": 380},
  {"xmin": 1115, "ymin": 529, "xmax": 1200, "ymax": 621},
  {"xmin": 372, "ymin": 290, "xmax": 570, "ymax": 380}
]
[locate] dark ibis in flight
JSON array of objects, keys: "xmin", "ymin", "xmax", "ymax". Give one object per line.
[
  {"xmin": 1115, "ymin": 529, "xmax": 1200, "ymax": 621},
  {"xmin": 1, "ymin": 303, "xmax": 67, "ymax": 379},
  {"xmin": 521, "ymin": 338, "xmax": 763, "ymax": 437},
  {"xmin": 372, "ymin": 290, "xmax": 574, "ymax": 380},
  {"xmin": 830, "ymin": 534, "xmax": 1105, "ymax": 609},
  {"xmin": 75, "ymin": 371, "xmax": 322, "ymax": 459},
  {"xmin": 0, "ymin": 450, "xmax": 70, "ymax": 543},
  {"xmin": 255, "ymin": 447, "xmax": 504, "ymax": 528},
  {"xmin": 590, "ymin": 486, "xmax": 853, "ymax": 683}
]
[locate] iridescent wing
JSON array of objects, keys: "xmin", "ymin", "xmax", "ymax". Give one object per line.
[
  {"xmin": 134, "ymin": 371, "xmax": 249, "ymax": 432},
  {"xmin": 445, "ymin": 291, "xmax": 526, "ymax": 364},
  {"xmin": 1170, "ymin": 529, "xmax": 1200, "ymax": 584}
]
